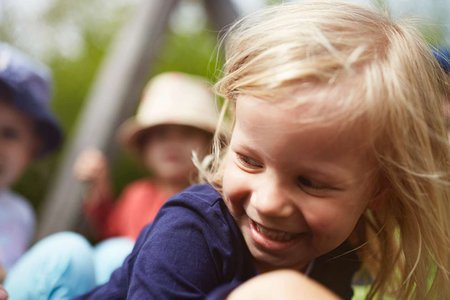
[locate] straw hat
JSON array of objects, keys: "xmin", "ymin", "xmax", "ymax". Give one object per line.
[{"xmin": 119, "ymin": 72, "xmax": 219, "ymax": 152}]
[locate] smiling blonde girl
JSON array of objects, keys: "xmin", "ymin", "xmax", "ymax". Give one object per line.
[{"xmin": 2, "ymin": 1, "xmax": 449, "ymax": 299}]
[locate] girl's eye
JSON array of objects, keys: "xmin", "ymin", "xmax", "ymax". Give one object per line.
[
  {"xmin": 297, "ymin": 176, "xmax": 329, "ymax": 190},
  {"xmin": 236, "ymin": 153, "xmax": 263, "ymax": 169}
]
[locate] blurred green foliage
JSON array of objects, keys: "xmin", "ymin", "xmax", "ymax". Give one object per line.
[
  {"xmin": 12, "ymin": 32, "xmax": 109, "ymax": 210},
  {"xmin": 7, "ymin": 2, "xmax": 223, "ymax": 212}
]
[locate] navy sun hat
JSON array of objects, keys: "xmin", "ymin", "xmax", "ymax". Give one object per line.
[
  {"xmin": 0, "ymin": 42, "xmax": 63, "ymax": 158},
  {"xmin": 433, "ymin": 47, "xmax": 450, "ymax": 73}
]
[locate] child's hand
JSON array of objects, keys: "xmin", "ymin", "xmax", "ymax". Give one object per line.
[
  {"xmin": 0, "ymin": 285, "xmax": 7, "ymax": 300},
  {"xmin": 73, "ymin": 148, "xmax": 108, "ymax": 184},
  {"xmin": 227, "ymin": 270, "xmax": 340, "ymax": 300},
  {"xmin": 74, "ymin": 148, "xmax": 112, "ymax": 205}
]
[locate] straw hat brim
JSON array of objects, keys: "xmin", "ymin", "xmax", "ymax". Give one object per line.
[{"xmin": 118, "ymin": 116, "xmax": 217, "ymax": 154}]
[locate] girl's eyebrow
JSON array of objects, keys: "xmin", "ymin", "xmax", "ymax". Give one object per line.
[
  {"xmin": 230, "ymin": 144, "xmax": 262, "ymax": 160},
  {"xmin": 230, "ymin": 142, "xmax": 256, "ymax": 153}
]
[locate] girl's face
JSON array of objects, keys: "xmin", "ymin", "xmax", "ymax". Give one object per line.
[
  {"xmin": 222, "ymin": 94, "xmax": 376, "ymax": 273},
  {"xmin": 0, "ymin": 100, "xmax": 37, "ymax": 189},
  {"xmin": 142, "ymin": 124, "xmax": 211, "ymax": 184}
]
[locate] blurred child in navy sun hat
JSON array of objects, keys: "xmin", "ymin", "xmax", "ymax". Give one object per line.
[
  {"xmin": 0, "ymin": 42, "xmax": 62, "ymax": 281},
  {"xmin": 0, "ymin": 42, "xmax": 62, "ymax": 157},
  {"xmin": 432, "ymin": 46, "xmax": 450, "ymax": 142},
  {"xmin": 433, "ymin": 47, "xmax": 450, "ymax": 73}
]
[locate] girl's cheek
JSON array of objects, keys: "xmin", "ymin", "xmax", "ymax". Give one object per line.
[
  {"xmin": 224, "ymin": 196, "xmax": 247, "ymax": 219},
  {"xmin": 222, "ymin": 169, "xmax": 246, "ymax": 216}
]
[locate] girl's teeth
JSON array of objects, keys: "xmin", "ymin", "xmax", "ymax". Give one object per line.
[{"xmin": 254, "ymin": 222, "xmax": 298, "ymax": 242}]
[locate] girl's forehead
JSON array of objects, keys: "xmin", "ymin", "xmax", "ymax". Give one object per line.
[
  {"xmin": 236, "ymin": 76, "xmax": 363, "ymax": 108},
  {"xmin": 234, "ymin": 84, "xmax": 365, "ymax": 129},
  {"xmin": 234, "ymin": 93, "xmax": 371, "ymax": 149}
]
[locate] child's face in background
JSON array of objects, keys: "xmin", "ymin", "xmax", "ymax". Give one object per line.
[
  {"xmin": 142, "ymin": 124, "xmax": 211, "ymax": 184},
  {"xmin": 222, "ymin": 94, "xmax": 376, "ymax": 273},
  {"xmin": 0, "ymin": 100, "xmax": 37, "ymax": 189}
]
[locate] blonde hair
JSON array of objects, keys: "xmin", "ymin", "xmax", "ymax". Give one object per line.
[{"xmin": 202, "ymin": 1, "xmax": 450, "ymax": 299}]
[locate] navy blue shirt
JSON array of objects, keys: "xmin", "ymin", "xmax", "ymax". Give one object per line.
[{"xmin": 76, "ymin": 184, "xmax": 359, "ymax": 299}]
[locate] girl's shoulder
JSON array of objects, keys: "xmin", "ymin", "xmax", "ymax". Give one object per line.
[
  {"xmin": 166, "ymin": 183, "xmax": 223, "ymax": 209},
  {"xmin": 154, "ymin": 183, "xmax": 245, "ymax": 252}
]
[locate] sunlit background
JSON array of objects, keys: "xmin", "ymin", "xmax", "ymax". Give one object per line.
[{"xmin": 2, "ymin": 0, "xmax": 448, "ymax": 60}]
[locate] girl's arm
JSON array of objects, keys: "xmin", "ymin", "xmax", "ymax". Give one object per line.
[{"xmin": 77, "ymin": 185, "xmax": 254, "ymax": 299}]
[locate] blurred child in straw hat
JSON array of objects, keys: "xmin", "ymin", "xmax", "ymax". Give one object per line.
[
  {"xmin": 75, "ymin": 71, "xmax": 218, "ymax": 241},
  {"xmin": 73, "ymin": 71, "xmax": 219, "ymax": 283}
]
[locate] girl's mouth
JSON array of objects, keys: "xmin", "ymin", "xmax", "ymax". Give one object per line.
[
  {"xmin": 249, "ymin": 219, "xmax": 304, "ymax": 251},
  {"xmin": 252, "ymin": 220, "xmax": 300, "ymax": 242}
]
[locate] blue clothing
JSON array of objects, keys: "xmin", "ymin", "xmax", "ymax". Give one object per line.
[
  {"xmin": 4, "ymin": 235, "xmax": 134, "ymax": 300},
  {"xmin": 77, "ymin": 184, "xmax": 256, "ymax": 300},
  {"xmin": 4, "ymin": 232, "xmax": 96, "ymax": 300},
  {"xmin": 93, "ymin": 237, "xmax": 135, "ymax": 285},
  {"xmin": 77, "ymin": 184, "xmax": 360, "ymax": 300},
  {"xmin": 0, "ymin": 189, "xmax": 35, "ymax": 271}
]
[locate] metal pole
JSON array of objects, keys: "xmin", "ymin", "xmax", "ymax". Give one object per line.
[{"xmin": 36, "ymin": 0, "xmax": 180, "ymax": 239}]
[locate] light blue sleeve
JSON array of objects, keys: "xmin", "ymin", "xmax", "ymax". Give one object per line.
[{"xmin": 0, "ymin": 190, "xmax": 36, "ymax": 270}]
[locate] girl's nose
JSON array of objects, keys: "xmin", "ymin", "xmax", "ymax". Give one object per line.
[{"xmin": 251, "ymin": 180, "xmax": 295, "ymax": 218}]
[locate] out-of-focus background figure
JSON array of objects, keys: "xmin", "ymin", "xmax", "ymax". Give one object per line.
[
  {"xmin": 0, "ymin": 43, "xmax": 62, "ymax": 281},
  {"xmin": 433, "ymin": 48, "xmax": 450, "ymax": 142},
  {"xmin": 74, "ymin": 72, "xmax": 218, "ymax": 241},
  {"xmin": 434, "ymin": 48, "xmax": 450, "ymax": 73},
  {"xmin": 72, "ymin": 71, "xmax": 219, "ymax": 283}
]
